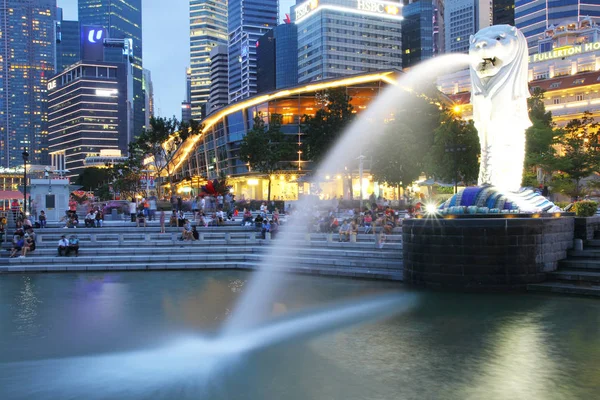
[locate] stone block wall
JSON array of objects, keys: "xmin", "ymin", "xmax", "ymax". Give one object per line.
[
  {"xmin": 574, "ymin": 216, "xmax": 600, "ymax": 241},
  {"xmin": 402, "ymin": 217, "xmax": 574, "ymax": 290}
]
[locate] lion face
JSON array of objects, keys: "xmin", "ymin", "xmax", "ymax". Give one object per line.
[{"xmin": 469, "ymin": 25, "xmax": 520, "ymax": 79}]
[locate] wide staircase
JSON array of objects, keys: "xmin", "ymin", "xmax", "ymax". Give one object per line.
[
  {"xmin": 0, "ymin": 225, "xmax": 404, "ymax": 281},
  {"xmin": 528, "ymin": 238, "xmax": 600, "ymax": 297}
]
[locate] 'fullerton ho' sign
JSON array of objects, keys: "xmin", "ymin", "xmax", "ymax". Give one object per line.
[{"xmin": 530, "ymin": 41, "xmax": 600, "ymax": 63}]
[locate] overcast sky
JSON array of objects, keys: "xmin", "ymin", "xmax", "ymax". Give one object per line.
[{"xmin": 57, "ymin": 0, "xmax": 295, "ymax": 118}]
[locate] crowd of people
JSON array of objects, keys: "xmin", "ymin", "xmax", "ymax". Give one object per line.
[{"xmin": 8, "ymin": 215, "xmax": 36, "ymax": 258}]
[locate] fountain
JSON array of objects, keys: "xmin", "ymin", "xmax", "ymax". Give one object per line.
[{"xmin": 403, "ymin": 26, "xmax": 574, "ymax": 290}]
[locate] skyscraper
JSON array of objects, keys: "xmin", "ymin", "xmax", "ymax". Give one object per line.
[
  {"xmin": 181, "ymin": 67, "xmax": 192, "ymax": 123},
  {"xmin": 445, "ymin": 0, "xmax": 491, "ymax": 53},
  {"xmin": 190, "ymin": 0, "xmax": 228, "ymax": 119},
  {"xmin": 143, "ymin": 69, "xmax": 154, "ymax": 129},
  {"xmin": 516, "ymin": 0, "xmax": 600, "ymax": 54},
  {"xmin": 402, "ymin": 0, "xmax": 435, "ymax": 68},
  {"xmin": 293, "ymin": 0, "xmax": 403, "ymax": 84},
  {"xmin": 208, "ymin": 45, "xmax": 229, "ymax": 114},
  {"xmin": 0, "ymin": 0, "xmax": 57, "ymax": 166},
  {"xmin": 492, "ymin": 0, "xmax": 514, "ymax": 26},
  {"xmin": 55, "ymin": 8, "xmax": 81, "ymax": 72},
  {"xmin": 228, "ymin": 0, "xmax": 278, "ymax": 103},
  {"xmin": 78, "ymin": 0, "xmax": 144, "ymax": 137}
]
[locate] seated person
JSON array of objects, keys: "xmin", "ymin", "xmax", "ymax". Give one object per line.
[
  {"xmin": 169, "ymin": 210, "xmax": 178, "ymax": 227},
  {"xmin": 39, "ymin": 210, "xmax": 47, "ymax": 228},
  {"xmin": 191, "ymin": 225, "xmax": 199, "ymax": 241},
  {"xmin": 329, "ymin": 217, "xmax": 340, "ymax": 233},
  {"xmin": 136, "ymin": 210, "xmax": 146, "ymax": 227},
  {"xmin": 181, "ymin": 220, "xmax": 193, "ymax": 240},
  {"xmin": 85, "ymin": 211, "xmax": 95, "ymax": 228},
  {"xmin": 350, "ymin": 219, "xmax": 359, "ymax": 238},
  {"xmin": 177, "ymin": 210, "xmax": 186, "ymax": 227},
  {"xmin": 95, "ymin": 209, "xmax": 104, "ymax": 227},
  {"xmin": 10, "ymin": 233, "xmax": 25, "ymax": 258},
  {"xmin": 254, "ymin": 213, "xmax": 264, "ymax": 229},
  {"xmin": 68, "ymin": 235, "xmax": 79, "ymax": 256},
  {"xmin": 71, "ymin": 215, "xmax": 79, "ymax": 228},
  {"xmin": 57, "ymin": 235, "xmax": 69, "ymax": 256},
  {"xmin": 242, "ymin": 208, "xmax": 253, "ymax": 225},
  {"xmin": 261, "ymin": 219, "xmax": 271, "ymax": 239},
  {"xmin": 339, "ymin": 220, "xmax": 351, "ymax": 242},
  {"xmin": 270, "ymin": 220, "xmax": 279, "ymax": 239},
  {"xmin": 216, "ymin": 210, "xmax": 225, "ymax": 226},
  {"xmin": 22, "ymin": 230, "xmax": 36, "ymax": 257}
]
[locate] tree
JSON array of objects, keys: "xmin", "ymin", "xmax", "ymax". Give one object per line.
[
  {"xmin": 301, "ymin": 88, "xmax": 354, "ymax": 164},
  {"xmin": 424, "ymin": 110, "xmax": 480, "ymax": 190},
  {"xmin": 239, "ymin": 113, "xmax": 294, "ymax": 201},
  {"xmin": 550, "ymin": 112, "xmax": 600, "ymax": 200},
  {"xmin": 75, "ymin": 167, "xmax": 112, "ymax": 191},
  {"xmin": 131, "ymin": 116, "xmax": 202, "ymax": 197},
  {"xmin": 370, "ymin": 96, "xmax": 442, "ymax": 193},
  {"xmin": 524, "ymin": 87, "xmax": 556, "ymax": 182}
]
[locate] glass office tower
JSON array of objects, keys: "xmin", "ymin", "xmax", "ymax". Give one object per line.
[
  {"xmin": 228, "ymin": 0, "xmax": 278, "ymax": 103},
  {"xmin": 190, "ymin": 0, "xmax": 228, "ymax": 119},
  {"xmin": 78, "ymin": 0, "xmax": 144, "ymax": 133},
  {"xmin": 0, "ymin": 0, "xmax": 57, "ymax": 166}
]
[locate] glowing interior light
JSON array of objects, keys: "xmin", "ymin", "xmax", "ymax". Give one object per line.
[{"xmin": 95, "ymin": 89, "xmax": 118, "ymax": 97}]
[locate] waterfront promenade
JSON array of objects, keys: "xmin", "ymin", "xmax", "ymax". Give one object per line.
[{"xmin": 0, "ymin": 221, "xmax": 404, "ymax": 281}]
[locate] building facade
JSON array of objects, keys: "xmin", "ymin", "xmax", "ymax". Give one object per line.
[
  {"xmin": 402, "ymin": 0, "xmax": 435, "ymax": 68},
  {"xmin": 181, "ymin": 67, "xmax": 192, "ymax": 123},
  {"xmin": 208, "ymin": 45, "xmax": 230, "ymax": 115},
  {"xmin": 438, "ymin": 20, "xmax": 600, "ymax": 127},
  {"xmin": 228, "ymin": 0, "xmax": 279, "ymax": 103},
  {"xmin": 275, "ymin": 23, "xmax": 299, "ymax": 89},
  {"xmin": 492, "ymin": 0, "xmax": 514, "ymax": 25},
  {"xmin": 78, "ymin": 0, "xmax": 144, "ymax": 137},
  {"xmin": 55, "ymin": 10, "xmax": 81, "ymax": 73},
  {"xmin": 515, "ymin": 0, "xmax": 600, "ymax": 54},
  {"xmin": 292, "ymin": 0, "xmax": 404, "ymax": 84},
  {"xmin": 142, "ymin": 68, "xmax": 154, "ymax": 129},
  {"xmin": 257, "ymin": 30, "xmax": 277, "ymax": 94},
  {"xmin": 164, "ymin": 71, "xmax": 445, "ymax": 201},
  {"xmin": 0, "ymin": 0, "xmax": 57, "ymax": 167},
  {"xmin": 190, "ymin": 0, "xmax": 228, "ymax": 119},
  {"xmin": 444, "ymin": 0, "xmax": 491, "ymax": 53},
  {"xmin": 47, "ymin": 61, "xmax": 130, "ymax": 178}
]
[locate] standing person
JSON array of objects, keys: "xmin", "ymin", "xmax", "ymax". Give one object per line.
[
  {"xmin": 149, "ymin": 194, "xmax": 157, "ymax": 221},
  {"xmin": 177, "ymin": 197, "xmax": 183, "ymax": 212},
  {"xmin": 159, "ymin": 210, "xmax": 166, "ymax": 233},
  {"xmin": 217, "ymin": 194, "xmax": 224, "ymax": 210},
  {"xmin": 200, "ymin": 196, "xmax": 206, "ymax": 214},
  {"xmin": 170, "ymin": 194, "xmax": 177, "ymax": 211},
  {"xmin": 191, "ymin": 197, "xmax": 198, "ymax": 220},
  {"xmin": 129, "ymin": 198, "xmax": 137, "ymax": 222}
]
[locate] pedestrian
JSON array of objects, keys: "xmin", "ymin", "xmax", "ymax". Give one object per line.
[{"xmin": 129, "ymin": 198, "xmax": 137, "ymax": 222}]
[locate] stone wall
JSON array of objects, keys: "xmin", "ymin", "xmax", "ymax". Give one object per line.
[
  {"xmin": 403, "ymin": 217, "xmax": 574, "ymax": 289},
  {"xmin": 574, "ymin": 216, "xmax": 600, "ymax": 241}
]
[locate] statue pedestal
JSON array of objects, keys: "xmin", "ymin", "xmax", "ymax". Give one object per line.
[
  {"xmin": 402, "ymin": 216, "xmax": 574, "ymax": 289},
  {"xmin": 29, "ymin": 179, "xmax": 71, "ymax": 222}
]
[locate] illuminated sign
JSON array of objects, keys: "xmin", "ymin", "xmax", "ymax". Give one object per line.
[
  {"xmin": 95, "ymin": 89, "xmax": 118, "ymax": 97},
  {"xmin": 530, "ymin": 41, "xmax": 600, "ymax": 63},
  {"xmin": 295, "ymin": 0, "xmax": 319, "ymax": 21},
  {"xmin": 295, "ymin": 0, "xmax": 401, "ymax": 23},
  {"xmin": 47, "ymin": 80, "xmax": 57, "ymax": 91},
  {"xmin": 87, "ymin": 29, "xmax": 104, "ymax": 43}
]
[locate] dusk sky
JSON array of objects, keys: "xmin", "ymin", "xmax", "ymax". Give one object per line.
[{"xmin": 57, "ymin": 0, "xmax": 295, "ymax": 118}]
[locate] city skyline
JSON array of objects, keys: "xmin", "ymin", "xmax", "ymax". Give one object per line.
[{"xmin": 57, "ymin": 0, "xmax": 295, "ymax": 120}]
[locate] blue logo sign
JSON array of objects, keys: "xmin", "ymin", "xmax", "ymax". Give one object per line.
[{"xmin": 88, "ymin": 29, "xmax": 104, "ymax": 44}]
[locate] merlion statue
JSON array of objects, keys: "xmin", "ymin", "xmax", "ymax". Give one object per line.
[{"xmin": 469, "ymin": 25, "xmax": 531, "ymax": 192}]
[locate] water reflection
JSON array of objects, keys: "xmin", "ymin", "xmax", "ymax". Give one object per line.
[{"xmin": 13, "ymin": 276, "xmax": 41, "ymax": 338}]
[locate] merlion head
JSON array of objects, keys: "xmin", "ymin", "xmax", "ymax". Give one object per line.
[{"xmin": 468, "ymin": 25, "xmax": 530, "ymax": 100}]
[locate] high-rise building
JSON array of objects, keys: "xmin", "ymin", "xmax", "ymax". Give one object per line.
[
  {"xmin": 190, "ymin": 0, "xmax": 228, "ymax": 119},
  {"xmin": 433, "ymin": 0, "xmax": 445, "ymax": 55},
  {"xmin": 516, "ymin": 0, "xmax": 600, "ymax": 54},
  {"xmin": 256, "ymin": 23, "xmax": 300, "ymax": 93},
  {"xmin": 228, "ymin": 0, "xmax": 278, "ymax": 103},
  {"xmin": 492, "ymin": 0, "xmax": 514, "ymax": 26},
  {"xmin": 292, "ymin": 0, "xmax": 403, "ymax": 84},
  {"xmin": 55, "ymin": 9, "xmax": 81, "ymax": 72},
  {"xmin": 0, "ymin": 0, "xmax": 57, "ymax": 167},
  {"xmin": 143, "ymin": 69, "xmax": 154, "ymax": 129},
  {"xmin": 402, "ymin": 0, "xmax": 435, "ymax": 68},
  {"xmin": 181, "ymin": 67, "xmax": 192, "ymax": 123},
  {"xmin": 47, "ymin": 61, "xmax": 131, "ymax": 178},
  {"xmin": 444, "ymin": 0, "xmax": 491, "ymax": 53},
  {"xmin": 207, "ymin": 45, "xmax": 229, "ymax": 114},
  {"xmin": 78, "ymin": 0, "xmax": 144, "ymax": 137}
]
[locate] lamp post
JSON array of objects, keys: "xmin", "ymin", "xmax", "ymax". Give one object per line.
[
  {"xmin": 357, "ymin": 154, "xmax": 365, "ymax": 210},
  {"xmin": 445, "ymin": 144, "xmax": 467, "ymax": 194},
  {"xmin": 22, "ymin": 149, "xmax": 29, "ymax": 216}
]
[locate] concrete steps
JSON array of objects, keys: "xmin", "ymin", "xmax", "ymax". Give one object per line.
[{"xmin": 527, "ymin": 282, "xmax": 600, "ymax": 297}]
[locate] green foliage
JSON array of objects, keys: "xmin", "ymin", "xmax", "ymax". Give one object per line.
[
  {"xmin": 574, "ymin": 200, "xmax": 598, "ymax": 217},
  {"xmin": 525, "ymin": 88, "xmax": 556, "ymax": 173},
  {"xmin": 550, "ymin": 112, "xmax": 600, "ymax": 200},
  {"xmin": 424, "ymin": 110, "xmax": 480, "ymax": 186},
  {"xmin": 522, "ymin": 170, "xmax": 539, "ymax": 188},
  {"xmin": 75, "ymin": 168, "xmax": 111, "ymax": 191},
  {"xmin": 370, "ymin": 96, "xmax": 441, "ymax": 188},
  {"xmin": 239, "ymin": 113, "xmax": 295, "ymax": 200},
  {"xmin": 301, "ymin": 88, "xmax": 354, "ymax": 164},
  {"xmin": 554, "ymin": 201, "xmax": 571, "ymax": 210}
]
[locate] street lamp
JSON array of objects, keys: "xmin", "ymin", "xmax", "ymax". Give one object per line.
[
  {"xmin": 22, "ymin": 149, "xmax": 29, "ymax": 216},
  {"xmin": 445, "ymin": 144, "xmax": 467, "ymax": 194}
]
